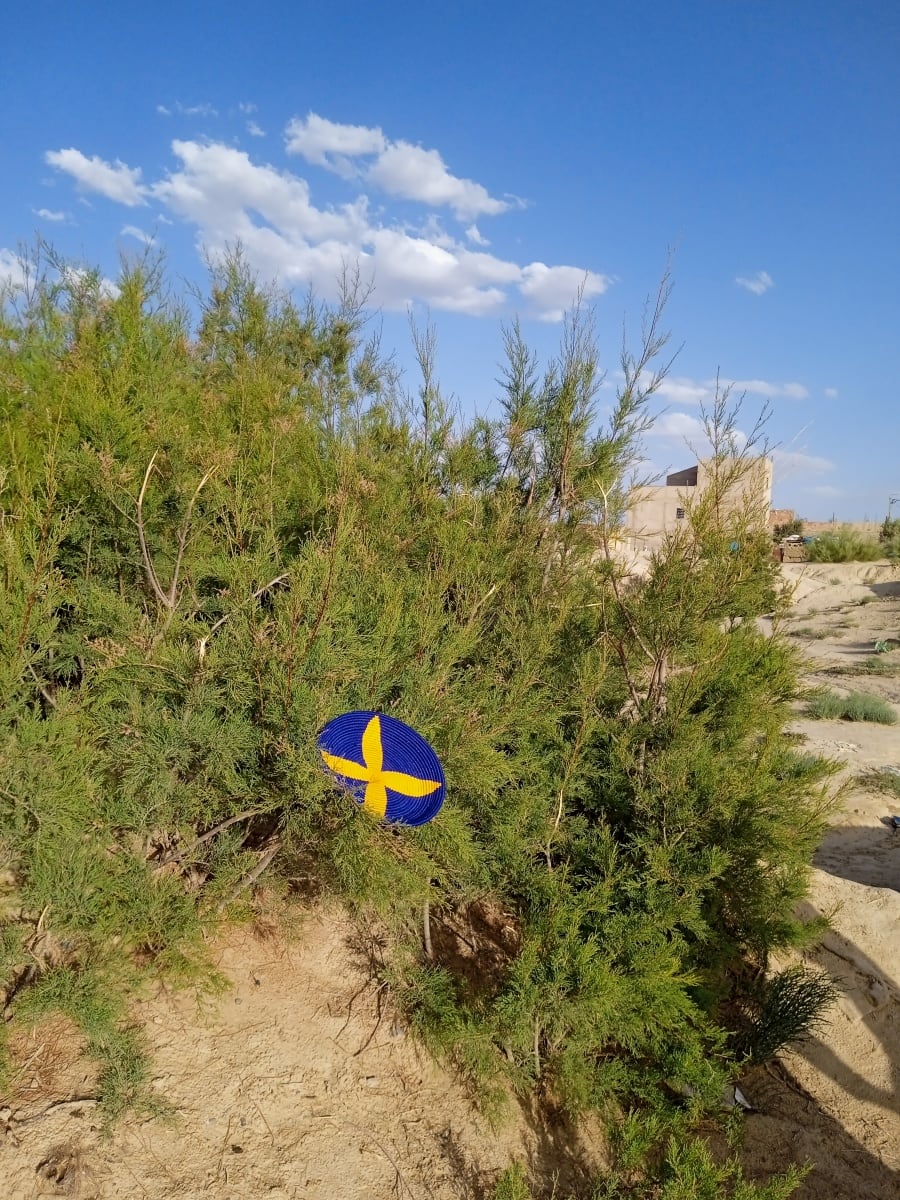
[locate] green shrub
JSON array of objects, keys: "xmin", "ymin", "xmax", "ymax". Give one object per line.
[
  {"xmin": 806, "ymin": 529, "xmax": 883, "ymax": 562},
  {"xmin": 806, "ymin": 689, "xmax": 897, "ymax": 723},
  {"xmin": 879, "ymin": 516, "xmax": 900, "ymax": 560},
  {"xmin": 859, "ymin": 768, "xmax": 900, "ymax": 799},
  {"xmin": 822, "ymin": 654, "xmax": 900, "ymax": 677},
  {"xmin": 601, "ymin": 1119, "xmax": 807, "ymax": 1199},
  {"xmin": 838, "ymin": 655, "xmax": 900, "ymax": 676},
  {"xmin": 736, "ymin": 964, "xmax": 838, "ymax": 1065},
  {"xmin": 772, "ymin": 518, "xmax": 803, "ymax": 542},
  {"xmin": 495, "ymin": 1144, "xmax": 807, "ymax": 1200},
  {"xmin": 0, "ymin": 249, "xmax": 836, "ymax": 1190},
  {"xmin": 492, "ymin": 1163, "xmax": 534, "ymax": 1200}
]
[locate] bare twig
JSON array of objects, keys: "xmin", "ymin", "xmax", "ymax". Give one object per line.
[
  {"xmin": 464, "ymin": 582, "xmax": 499, "ymax": 631},
  {"xmin": 136, "ymin": 451, "xmax": 169, "ymax": 609},
  {"xmin": 14, "ymin": 1097, "xmax": 99, "ymax": 1126},
  {"xmin": 27, "ymin": 663, "xmax": 57, "ymax": 709},
  {"xmin": 198, "ymin": 572, "xmax": 290, "ymax": 660},
  {"xmin": 249, "ymin": 1096, "xmax": 275, "ymax": 1146},
  {"xmin": 296, "ymin": 529, "xmax": 340, "ymax": 669},
  {"xmin": 337, "ymin": 1119, "xmax": 422, "ymax": 1200},
  {"xmin": 167, "ymin": 465, "xmax": 216, "ymax": 609},
  {"xmin": 138, "ymin": 453, "xmax": 216, "ymax": 617},
  {"xmin": 158, "ymin": 810, "xmax": 262, "ymax": 867},
  {"xmin": 353, "ymin": 982, "xmax": 388, "ymax": 1057},
  {"xmin": 422, "ymin": 899, "xmax": 433, "ymax": 960},
  {"xmin": 217, "ymin": 840, "xmax": 281, "ymax": 912}
]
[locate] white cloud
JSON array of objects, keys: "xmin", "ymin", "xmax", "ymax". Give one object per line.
[
  {"xmin": 0, "ymin": 248, "xmax": 28, "ymax": 291},
  {"xmin": 636, "ymin": 373, "xmax": 808, "ymax": 405},
  {"xmin": 286, "ymin": 112, "xmax": 513, "ymax": 220},
  {"xmin": 121, "ymin": 224, "xmax": 155, "ymax": 245},
  {"xmin": 178, "ymin": 102, "xmax": 218, "ymax": 117},
  {"xmin": 153, "ymin": 140, "xmax": 371, "ymax": 244},
  {"xmin": 246, "ymin": 120, "xmax": 265, "ymax": 138},
  {"xmin": 779, "ymin": 382, "xmax": 808, "ymax": 400},
  {"xmin": 238, "ymin": 102, "xmax": 257, "ymax": 115},
  {"xmin": 34, "ymin": 207, "xmax": 68, "ymax": 222},
  {"xmin": 46, "ymin": 129, "xmax": 607, "ymax": 321},
  {"xmin": 157, "ymin": 101, "xmax": 218, "ymax": 118},
  {"xmin": 519, "ymin": 263, "xmax": 610, "ymax": 322},
  {"xmin": 285, "ymin": 113, "xmax": 386, "ymax": 175},
  {"xmin": 465, "ymin": 224, "xmax": 489, "ymax": 246},
  {"xmin": 368, "ymin": 141, "xmax": 509, "ymax": 220},
  {"xmin": 723, "ymin": 378, "xmax": 808, "ymax": 400},
  {"xmin": 647, "ymin": 411, "xmax": 707, "ymax": 441},
  {"xmin": 824, "ymin": 387, "xmax": 838, "ymax": 399},
  {"xmin": 654, "ymin": 376, "xmax": 714, "ymax": 404},
  {"xmin": 771, "ymin": 449, "xmax": 834, "ymax": 477},
  {"xmin": 150, "ymin": 140, "xmax": 514, "ymax": 312},
  {"xmin": 735, "ymin": 270, "xmax": 774, "ymax": 296},
  {"xmin": 45, "ymin": 148, "xmax": 147, "ymax": 206}
]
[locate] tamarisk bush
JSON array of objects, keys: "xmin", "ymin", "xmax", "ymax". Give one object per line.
[{"xmin": 0, "ymin": 246, "xmax": 834, "ymax": 1192}]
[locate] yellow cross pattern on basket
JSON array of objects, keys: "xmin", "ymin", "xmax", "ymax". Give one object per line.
[{"xmin": 319, "ymin": 714, "xmax": 441, "ymax": 819}]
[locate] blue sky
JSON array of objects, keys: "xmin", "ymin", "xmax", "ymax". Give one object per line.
[{"xmin": 2, "ymin": 1, "xmax": 898, "ymax": 519}]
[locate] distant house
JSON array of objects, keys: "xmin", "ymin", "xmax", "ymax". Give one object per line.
[
  {"xmin": 623, "ymin": 457, "xmax": 773, "ymax": 551},
  {"xmin": 768, "ymin": 507, "xmax": 795, "ymax": 533}
]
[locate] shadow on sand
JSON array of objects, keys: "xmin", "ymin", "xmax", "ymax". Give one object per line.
[
  {"xmin": 813, "ymin": 820, "xmax": 900, "ymax": 891},
  {"xmin": 737, "ymin": 908, "xmax": 899, "ymax": 1199},
  {"xmin": 435, "ymin": 1100, "xmax": 599, "ymax": 1200},
  {"xmin": 868, "ymin": 580, "xmax": 900, "ymax": 600}
]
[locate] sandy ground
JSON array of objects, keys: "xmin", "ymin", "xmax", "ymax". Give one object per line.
[
  {"xmin": 1, "ymin": 560, "xmax": 898, "ymax": 1199},
  {"xmin": 736, "ymin": 561, "xmax": 900, "ymax": 1199},
  {"xmin": 1, "ymin": 911, "xmax": 605, "ymax": 1199}
]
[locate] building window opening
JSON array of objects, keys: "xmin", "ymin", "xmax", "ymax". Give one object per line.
[{"xmin": 675, "ymin": 507, "xmax": 685, "ymax": 519}]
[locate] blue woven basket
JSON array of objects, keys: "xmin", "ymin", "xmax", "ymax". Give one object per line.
[{"xmin": 317, "ymin": 711, "xmax": 446, "ymax": 826}]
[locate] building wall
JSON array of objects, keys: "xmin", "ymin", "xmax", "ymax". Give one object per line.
[
  {"xmin": 768, "ymin": 507, "xmax": 795, "ymax": 532},
  {"xmin": 624, "ymin": 457, "xmax": 773, "ymax": 550},
  {"xmin": 625, "ymin": 485, "xmax": 690, "ymax": 544}
]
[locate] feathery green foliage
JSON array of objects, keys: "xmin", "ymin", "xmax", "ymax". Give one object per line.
[
  {"xmin": 806, "ymin": 528, "xmax": 884, "ymax": 562},
  {"xmin": 805, "ymin": 689, "xmax": 897, "ymax": 723},
  {"xmin": 735, "ymin": 964, "xmax": 838, "ymax": 1065},
  {"xmin": 0, "ymin": 245, "xmax": 835, "ymax": 1194}
]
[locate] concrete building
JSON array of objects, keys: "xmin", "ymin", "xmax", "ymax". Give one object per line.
[
  {"xmin": 623, "ymin": 457, "xmax": 773, "ymax": 551},
  {"xmin": 768, "ymin": 507, "xmax": 796, "ymax": 533}
]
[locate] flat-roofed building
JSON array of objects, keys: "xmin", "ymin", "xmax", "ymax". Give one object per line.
[{"xmin": 623, "ymin": 457, "xmax": 773, "ymax": 551}]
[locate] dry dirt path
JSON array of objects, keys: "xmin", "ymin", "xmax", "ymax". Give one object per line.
[{"xmin": 737, "ymin": 562, "xmax": 900, "ymax": 1199}]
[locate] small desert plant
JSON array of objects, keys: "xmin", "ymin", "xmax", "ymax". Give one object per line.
[
  {"xmin": 858, "ymin": 768, "xmax": 900, "ymax": 799},
  {"xmin": 600, "ymin": 1121, "xmax": 808, "ymax": 1199},
  {"xmin": 806, "ymin": 689, "xmax": 897, "ymax": 724},
  {"xmin": 825, "ymin": 656, "xmax": 900, "ymax": 677},
  {"xmin": 879, "ymin": 516, "xmax": 900, "ymax": 560},
  {"xmin": 494, "ymin": 1147, "xmax": 806, "ymax": 1200},
  {"xmin": 492, "ymin": 1164, "xmax": 534, "ymax": 1200},
  {"xmin": 737, "ymin": 964, "xmax": 838, "ymax": 1065},
  {"xmin": 773, "ymin": 518, "xmax": 804, "ymax": 542},
  {"xmin": 806, "ymin": 529, "xmax": 883, "ymax": 563}
]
